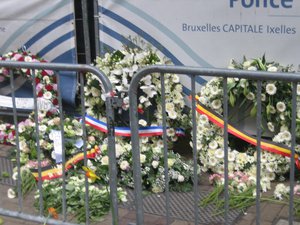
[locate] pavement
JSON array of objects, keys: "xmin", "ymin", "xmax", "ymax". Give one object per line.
[{"xmin": 0, "ymin": 144, "xmax": 299, "ymax": 225}]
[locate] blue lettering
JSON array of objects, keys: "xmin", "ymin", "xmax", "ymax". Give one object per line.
[
  {"xmin": 230, "ymin": 0, "xmax": 293, "ymax": 8},
  {"xmin": 242, "ymin": 0, "xmax": 254, "ymax": 8},
  {"xmin": 230, "ymin": 0, "xmax": 238, "ymax": 7},
  {"xmin": 282, "ymin": 0, "xmax": 293, "ymax": 8},
  {"xmin": 270, "ymin": 0, "xmax": 279, "ymax": 7}
]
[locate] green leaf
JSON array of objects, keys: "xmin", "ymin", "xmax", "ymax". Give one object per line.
[
  {"xmin": 1, "ymin": 172, "xmax": 10, "ymax": 178},
  {"xmin": 229, "ymin": 91, "xmax": 236, "ymax": 107},
  {"xmin": 257, "ymin": 59, "xmax": 266, "ymax": 71},
  {"xmin": 250, "ymin": 104, "xmax": 257, "ymax": 117}
]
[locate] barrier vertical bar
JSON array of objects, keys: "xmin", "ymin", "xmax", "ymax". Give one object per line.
[
  {"xmin": 289, "ymin": 81, "xmax": 297, "ymax": 225},
  {"xmin": 256, "ymin": 80, "xmax": 262, "ymax": 225},
  {"xmin": 160, "ymin": 73, "xmax": 170, "ymax": 224},
  {"xmin": 129, "ymin": 78, "xmax": 144, "ymax": 225},
  {"xmin": 56, "ymin": 71, "xmax": 67, "ymax": 221},
  {"xmin": 79, "ymin": 72, "xmax": 90, "ymax": 225},
  {"xmin": 105, "ymin": 94, "xmax": 119, "ymax": 225},
  {"xmin": 191, "ymin": 75, "xmax": 199, "ymax": 225},
  {"xmin": 223, "ymin": 77, "xmax": 229, "ymax": 224},
  {"xmin": 9, "ymin": 70, "xmax": 22, "ymax": 212},
  {"xmin": 32, "ymin": 69, "xmax": 44, "ymax": 216}
]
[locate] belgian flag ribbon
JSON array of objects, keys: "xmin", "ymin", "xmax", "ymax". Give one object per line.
[
  {"xmin": 194, "ymin": 96, "xmax": 300, "ymax": 169},
  {"xmin": 31, "ymin": 146, "xmax": 100, "ymax": 181}
]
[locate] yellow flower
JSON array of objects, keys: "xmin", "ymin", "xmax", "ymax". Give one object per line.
[{"xmin": 82, "ymin": 166, "xmax": 100, "ymax": 182}]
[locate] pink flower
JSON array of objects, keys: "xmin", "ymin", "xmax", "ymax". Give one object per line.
[{"xmin": 294, "ymin": 185, "xmax": 300, "ymax": 196}]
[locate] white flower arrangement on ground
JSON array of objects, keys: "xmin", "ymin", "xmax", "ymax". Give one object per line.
[
  {"xmin": 85, "ymin": 46, "xmax": 190, "ymax": 134},
  {"xmin": 195, "ymin": 55, "xmax": 299, "ymax": 194},
  {"xmin": 34, "ymin": 175, "xmax": 127, "ymax": 223},
  {"xmin": 92, "ymin": 136, "xmax": 194, "ymax": 193},
  {"xmin": 84, "ymin": 46, "xmax": 195, "ymax": 192}
]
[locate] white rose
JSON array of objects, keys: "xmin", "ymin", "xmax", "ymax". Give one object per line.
[
  {"xmin": 101, "ymin": 156, "xmax": 109, "ymax": 165},
  {"xmin": 139, "ymin": 119, "xmax": 147, "ymax": 127},
  {"xmin": 152, "ymin": 160, "xmax": 159, "ymax": 169},
  {"xmin": 177, "ymin": 175, "xmax": 185, "ymax": 182},
  {"xmin": 7, "ymin": 188, "xmax": 16, "ymax": 199},
  {"xmin": 140, "ymin": 154, "xmax": 146, "ymax": 164},
  {"xmin": 120, "ymin": 161, "xmax": 129, "ymax": 170}
]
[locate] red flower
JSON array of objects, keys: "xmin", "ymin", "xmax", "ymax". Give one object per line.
[
  {"xmin": 46, "ymin": 111, "xmax": 53, "ymax": 117},
  {"xmin": 45, "ymin": 84, "xmax": 53, "ymax": 91},
  {"xmin": 137, "ymin": 107, "xmax": 144, "ymax": 114},
  {"xmin": 41, "ymin": 70, "xmax": 48, "ymax": 76},
  {"xmin": 52, "ymin": 98, "xmax": 58, "ymax": 105},
  {"xmin": 35, "ymin": 78, "xmax": 40, "ymax": 84},
  {"xmin": 37, "ymin": 91, "xmax": 43, "ymax": 97}
]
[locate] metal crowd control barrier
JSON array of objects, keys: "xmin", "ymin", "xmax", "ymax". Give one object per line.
[
  {"xmin": 0, "ymin": 61, "xmax": 118, "ymax": 225},
  {"xmin": 129, "ymin": 65, "xmax": 300, "ymax": 225}
]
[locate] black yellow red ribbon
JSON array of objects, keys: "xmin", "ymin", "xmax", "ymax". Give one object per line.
[
  {"xmin": 30, "ymin": 146, "xmax": 100, "ymax": 181},
  {"xmin": 194, "ymin": 96, "xmax": 300, "ymax": 169}
]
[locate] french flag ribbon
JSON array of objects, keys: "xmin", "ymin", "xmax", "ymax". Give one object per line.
[{"xmin": 85, "ymin": 114, "xmax": 185, "ymax": 137}]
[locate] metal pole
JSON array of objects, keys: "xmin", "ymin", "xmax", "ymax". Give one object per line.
[{"xmin": 81, "ymin": 0, "xmax": 91, "ymax": 64}]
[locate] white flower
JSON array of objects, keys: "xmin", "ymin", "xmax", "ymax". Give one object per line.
[
  {"xmin": 276, "ymin": 102, "xmax": 286, "ymax": 112},
  {"xmin": 7, "ymin": 188, "xmax": 16, "ymax": 199},
  {"xmin": 266, "ymin": 83, "xmax": 277, "ymax": 95},
  {"xmin": 39, "ymin": 125, "xmax": 47, "ymax": 133},
  {"xmin": 274, "ymin": 183, "xmax": 289, "ymax": 200},
  {"xmin": 177, "ymin": 175, "xmax": 185, "ymax": 182},
  {"xmin": 168, "ymin": 111, "xmax": 177, "ymax": 119},
  {"xmin": 43, "ymin": 91, "xmax": 52, "ymax": 100},
  {"xmin": 246, "ymin": 92, "xmax": 255, "ymax": 100},
  {"xmin": 228, "ymin": 152, "xmax": 236, "ymax": 162},
  {"xmin": 267, "ymin": 66, "xmax": 278, "ymax": 72},
  {"xmin": 12, "ymin": 172, "xmax": 18, "ymax": 181},
  {"xmin": 101, "ymin": 156, "xmax": 109, "ymax": 165},
  {"xmin": 18, "ymin": 124, "xmax": 26, "ymax": 133},
  {"xmin": 115, "ymin": 144, "xmax": 125, "ymax": 158},
  {"xmin": 215, "ymin": 148, "xmax": 224, "ymax": 159},
  {"xmin": 172, "ymin": 75, "xmax": 180, "ymax": 83},
  {"xmin": 165, "ymin": 102, "xmax": 174, "ymax": 113},
  {"xmin": 243, "ymin": 61, "xmax": 251, "ymax": 68},
  {"xmin": 152, "ymin": 160, "xmax": 159, "ymax": 169},
  {"xmin": 297, "ymin": 84, "xmax": 300, "ymax": 95},
  {"xmin": 140, "ymin": 154, "xmax": 146, "ymax": 164},
  {"xmin": 211, "ymin": 99, "xmax": 222, "ymax": 109},
  {"xmin": 208, "ymin": 140, "xmax": 218, "ymax": 150},
  {"xmin": 248, "ymin": 66, "xmax": 257, "ymax": 71},
  {"xmin": 199, "ymin": 96, "xmax": 208, "ymax": 105},
  {"xmin": 120, "ymin": 161, "xmax": 129, "ymax": 170},
  {"xmin": 281, "ymin": 131, "xmax": 291, "ymax": 141},
  {"xmin": 139, "ymin": 119, "xmax": 147, "ymax": 127},
  {"xmin": 267, "ymin": 122, "xmax": 275, "ymax": 132}
]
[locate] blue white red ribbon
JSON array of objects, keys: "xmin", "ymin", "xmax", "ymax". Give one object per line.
[{"xmin": 85, "ymin": 114, "xmax": 185, "ymax": 137}]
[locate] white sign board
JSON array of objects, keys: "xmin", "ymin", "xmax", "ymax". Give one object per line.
[
  {"xmin": 98, "ymin": 0, "xmax": 300, "ymax": 92},
  {"xmin": 0, "ymin": 0, "xmax": 77, "ymax": 106}
]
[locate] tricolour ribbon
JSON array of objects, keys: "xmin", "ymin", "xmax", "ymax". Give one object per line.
[
  {"xmin": 194, "ymin": 96, "xmax": 300, "ymax": 169},
  {"xmin": 85, "ymin": 114, "xmax": 185, "ymax": 137},
  {"xmin": 30, "ymin": 146, "xmax": 100, "ymax": 181}
]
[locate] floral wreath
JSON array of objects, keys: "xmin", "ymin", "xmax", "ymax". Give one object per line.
[
  {"xmin": 0, "ymin": 50, "xmax": 59, "ymax": 145},
  {"xmin": 195, "ymin": 55, "xmax": 299, "ymax": 193}
]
